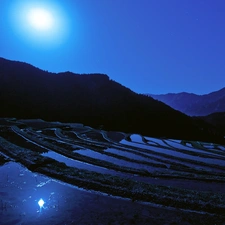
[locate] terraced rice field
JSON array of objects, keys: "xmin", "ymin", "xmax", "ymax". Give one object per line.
[{"xmin": 0, "ymin": 118, "xmax": 225, "ymax": 224}]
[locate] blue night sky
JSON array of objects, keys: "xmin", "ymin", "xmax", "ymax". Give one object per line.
[{"xmin": 0, "ymin": 0, "xmax": 225, "ymax": 94}]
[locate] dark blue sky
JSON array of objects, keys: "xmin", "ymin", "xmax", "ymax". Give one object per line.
[{"xmin": 0, "ymin": 0, "xmax": 225, "ymax": 94}]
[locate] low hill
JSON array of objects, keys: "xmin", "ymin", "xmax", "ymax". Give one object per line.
[
  {"xmin": 0, "ymin": 57, "xmax": 224, "ymax": 143},
  {"xmin": 198, "ymin": 112, "xmax": 225, "ymax": 135}
]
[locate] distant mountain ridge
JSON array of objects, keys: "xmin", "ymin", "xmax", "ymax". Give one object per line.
[
  {"xmin": 149, "ymin": 88, "xmax": 225, "ymax": 116},
  {"xmin": 0, "ymin": 57, "xmax": 224, "ymax": 143}
]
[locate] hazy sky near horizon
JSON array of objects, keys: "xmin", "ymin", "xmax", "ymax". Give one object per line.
[{"xmin": 0, "ymin": 0, "xmax": 225, "ymax": 94}]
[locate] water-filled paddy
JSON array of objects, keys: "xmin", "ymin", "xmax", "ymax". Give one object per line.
[
  {"xmin": 1, "ymin": 118, "xmax": 225, "ymax": 224},
  {"xmin": 0, "ymin": 162, "xmax": 152, "ymax": 224},
  {"xmin": 41, "ymin": 151, "xmax": 124, "ymax": 176},
  {"xmin": 76, "ymin": 149, "xmax": 159, "ymax": 172},
  {"xmin": 120, "ymin": 139, "xmax": 225, "ymax": 166}
]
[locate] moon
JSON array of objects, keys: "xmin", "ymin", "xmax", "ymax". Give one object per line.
[
  {"xmin": 9, "ymin": 1, "xmax": 71, "ymax": 48},
  {"xmin": 28, "ymin": 8, "xmax": 54, "ymax": 31}
]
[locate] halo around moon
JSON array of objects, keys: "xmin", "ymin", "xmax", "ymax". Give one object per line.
[{"xmin": 9, "ymin": 1, "xmax": 71, "ymax": 48}]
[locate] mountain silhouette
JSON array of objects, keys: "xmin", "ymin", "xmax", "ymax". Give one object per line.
[
  {"xmin": 0, "ymin": 57, "xmax": 224, "ymax": 143},
  {"xmin": 198, "ymin": 112, "xmax": 225, "ymax": 135},
  {"xmin": 149, "ymin": 88, "xmax": 225, "ymax": 116}
]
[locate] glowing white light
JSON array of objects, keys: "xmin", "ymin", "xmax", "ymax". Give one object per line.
[
  {"xmin": 38, "ymin": 198, "xmax": 45, "ymax": 208},
  {"xmin": 8, "ymin": 1, "xmax": 72, "ymax": 48},
  {"xmin": 28, "ymin": 8, "xmax": 53, "ymax": 31}
]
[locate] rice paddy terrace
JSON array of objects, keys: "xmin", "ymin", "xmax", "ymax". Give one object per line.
[{"xmin": 0, "ymin": 118, "xmax": 225, "ymax": 224}]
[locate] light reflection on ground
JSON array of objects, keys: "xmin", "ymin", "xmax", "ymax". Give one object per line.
[
  {"xmin": 0, "ymin": 119, "xmax": 225, "ymax": 224},
  {"xmin": 0, "ymin": 162, "xmax": 158, "ymax": 224}
]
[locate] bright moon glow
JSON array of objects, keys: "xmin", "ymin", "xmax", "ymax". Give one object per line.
[
  {"xmin": 28, "ymin": 8, "xmax": 54, "ymax": 31},
  {"xmin": 38, "ymin": 198, "xmax": 45, "ymax": 208},
  {"xmin": 9, "ymin": 1, "xmax": 71, "ymax": 48}
]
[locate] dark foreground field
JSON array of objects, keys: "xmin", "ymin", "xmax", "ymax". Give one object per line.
[{"xmin": 0, "ymin": 118, "xmax": 225, "ymax": 224}]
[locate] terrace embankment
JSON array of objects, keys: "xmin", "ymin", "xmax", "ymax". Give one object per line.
[{"xmin": 0, "ymin": 118, "xmax": 225, "ymax": 223}]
